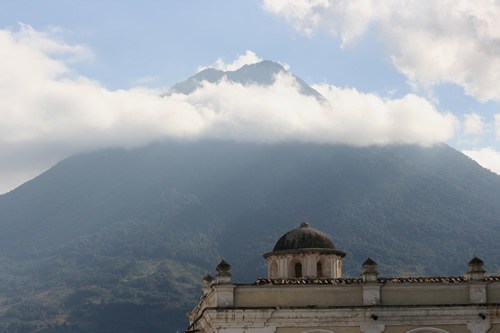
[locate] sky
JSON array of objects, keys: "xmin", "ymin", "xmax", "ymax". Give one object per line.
[{"xmin": 1, "ymin": 0, "xmax": 500, "ymax": 193}]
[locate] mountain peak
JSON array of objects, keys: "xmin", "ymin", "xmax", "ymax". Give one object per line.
[
  {"xmin": 237, "ymin": 60, "xmax": 286, "ymax": 72},
  {"xmin": 167, "ymin": 60, "xmax": 324, "ymax": 99}
]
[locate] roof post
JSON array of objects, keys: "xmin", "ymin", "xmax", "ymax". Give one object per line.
[
  {"xmin": 214, "ymin": 259, "xmax": 235, "ymax": 307},
  {"xmin": 468, "ymin": 257, "xmax": 485, "ymax": 281},
  {"xmin": 362, "ymin": 258, "xmax": 379, "ymax": 282},
  {"xmin": 216, "ymin": 259, "xmax": 232, "ymax": 284},
  {"xmin": 468, "ymin": 257, "xmax": 487, "ymax": 304},
  {"xmin": 362, "ymin": 258, "xmax": 381, "ymax": 305}
]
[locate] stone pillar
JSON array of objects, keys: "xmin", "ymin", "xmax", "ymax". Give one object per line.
[
  {"xmin": 214, "ymin": 259, "xmax": 235, "ymax": 307},
  {"xmin": 303, "ymin": 254, "xmax": 317, "ymax": 278},
  {"xmin": 331, "ymin": 256, "xmax": 337, "ymax": 278},
  {"xmin": 216, "ymin": 259, "xmax": 232, "ymax": 284},
  {"xmin": 468, "ymin": 257, "xmax": 486, "ymax": 281},
  {"xmin": 363, "ymin": 284, "xmax": 382, "ymax": 305},
  {"xmin": 281, "ymin": 257, "xmax": 288, "ymax": 278},
  {"xmin": 214, "ymin": 284, "xmax": 235, "ymax": 307},
  {"xmin": 337, "ymin": 257, "xmax": 343, "ymax": 278},
  {"xmin": 469, "ymin": 282, "xmax": 487, "ymax": 304},
  {"xmin": 362, "ymin": 258, "xmax": 381, "ymax": 305},
  {"xmin": 467, "ymin": 257, "xmax": 487, "ymax": 304},
  {"xmin": 362, "ymin": 258, "xmax": 379, "ymax": 282},
  {"xmin": 286, "ymin": 256, "xmax": 293, "ymax": 278},
  {"xmin": 329, "ymin": 256, "xmax": 343, "ymax": 278}
]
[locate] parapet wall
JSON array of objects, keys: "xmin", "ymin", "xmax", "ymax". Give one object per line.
[{"xmin": 233, "ymin": 276, "xmax": 500, "ymax": 307}]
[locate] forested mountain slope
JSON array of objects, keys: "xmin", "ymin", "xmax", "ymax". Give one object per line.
[{"xmin": 0, "ymin": 141, "xmax": 499, "ymax": 332}]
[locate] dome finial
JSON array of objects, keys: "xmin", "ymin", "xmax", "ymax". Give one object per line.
[{"xmin": 300, "ymin": 219, "xmax": 309, "ymax": 228}]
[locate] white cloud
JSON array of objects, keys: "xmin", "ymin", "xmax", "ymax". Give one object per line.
[
  {"xmin": 463, "ymin": 147, "xmax": 500, "ymax": 175},
  {"xmin": 263, "ymin": 0, "xmax": 500, "ymax": 102},
  {"xmin": 0, "ymin": 25, "xmax": 457, "ymax": 193},
  {"xmin": 262, "ymin": 0, "xmax": 332, "ymax": 37},
  {"xmin": 312, "ymin": 84, "xmax": 457, "ymax": 146},
  {"xmin": 496, "ymin": 114, "xmax": 500, "ymax": 138},
  {"xmin": 463, "ymin": 113, "xmax": 485, "ymax": 135},
  {"xmin": 199, "ymin": 50, "xmax": 263, "ymax": 72},
  {"xmin": 179, "ymin": 74, "xmax": 456, "ymax": 146}
]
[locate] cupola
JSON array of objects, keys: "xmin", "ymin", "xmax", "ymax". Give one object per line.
[{"xmin": 263, "ymin": 220, "xmax": 346, "ymax": 279}]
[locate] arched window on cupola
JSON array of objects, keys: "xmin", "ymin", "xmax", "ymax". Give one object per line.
[
  {"xmin": 288, "ymin": 258, "xmax": 303, "ymax": 278},
  {"xmin": 316, "ymin": 261, "xmax": 323, "ymax": 278},
  {"xmin": 294, "ymin": 262, "xmax": 303, "ymax": 278}
]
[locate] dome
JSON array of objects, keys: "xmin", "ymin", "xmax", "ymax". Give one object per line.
[
  {"xmin": 272, "ymin": 221, "xmax": 336, "ymax": 252},
  {"xmin": 263, "ymin": 221, "xmax": 346, "ymax": 278}
]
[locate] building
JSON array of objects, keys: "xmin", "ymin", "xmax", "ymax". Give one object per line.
[{"xmin": 186, "ymin": 222, "xmax": 500, "ymax": 333}]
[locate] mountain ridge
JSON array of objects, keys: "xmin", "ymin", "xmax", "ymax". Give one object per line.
[
  {"xmin": 1, "ymin": 141, "xmax": 500, "ymax": 332},
  {"xmin": 167, "ymin": 60, "xmax": 325, "ymax": 99}
]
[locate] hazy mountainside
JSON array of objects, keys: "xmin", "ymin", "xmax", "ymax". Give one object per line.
[
  {"xmin": 167, "ymin": 60, "xmax": 324, "ymax": 99},
  {"xmin": 0, "ymin": 141, "xmax": 500, "ymax": 332}
]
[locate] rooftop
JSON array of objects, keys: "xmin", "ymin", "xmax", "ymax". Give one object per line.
[{"xmin": 255, "ymin": 275, "xmax": 500, "ymax": 286}]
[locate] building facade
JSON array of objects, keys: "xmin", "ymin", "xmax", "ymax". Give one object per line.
[{"xmin": 186, "ymin": 222, "xmax": 500, "ymax": 333}]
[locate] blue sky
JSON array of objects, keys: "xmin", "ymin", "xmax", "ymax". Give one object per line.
[
  {"xmin": 1, "ymin": 0, "xmax": 400, "ymax": 90},
  {"xmin": 1, "ymin": 0, "xmax": 499, "ymax": 193}
]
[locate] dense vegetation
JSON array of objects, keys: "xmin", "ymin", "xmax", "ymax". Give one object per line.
[{"xmin": 0, "ymin": 141, "xmax": 499, "ymax": 332}]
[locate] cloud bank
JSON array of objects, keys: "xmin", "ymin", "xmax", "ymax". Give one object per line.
[
  {"xmin": 199, "ymin": 50, "xmax": 263, "ymax": 72},
  {"xmin": 463, "ymin": 147, "xmax": 500, "ymax": 175},
  {"xmin": 263, "ymin": 0, "xmax": 500, "ymax": 102},
  {"xmin": 0, "ymin": 25, "xmax": 456, "ymax": 193}
]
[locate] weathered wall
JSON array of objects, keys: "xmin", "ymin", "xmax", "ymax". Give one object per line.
[
  {"xmin": 234, "ymin": 285, "xmax": 362, "ymax": 307},
  {"xmin": 235, "ymin": 283, "xmax": 480, "ymax": 307},
  {"xmin": 490, "ymin": 323, "xmax": 500, "ymax": 333},
  {"xmin": 489, "ymin": 284, "xmax": 500, "ymax": 302},
  {"xmin": 381, "ymin": 285, "xmax": 469, "ymax": 305}
]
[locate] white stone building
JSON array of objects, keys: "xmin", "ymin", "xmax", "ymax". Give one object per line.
[{"xmin": 186, "ymin": 222, "xmax": 500, "ymax": 333}]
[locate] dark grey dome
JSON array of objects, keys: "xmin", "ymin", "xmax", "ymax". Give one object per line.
[{"xmin": 273, "ymin": 221, "xmax": 335, "ymax": 251}]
